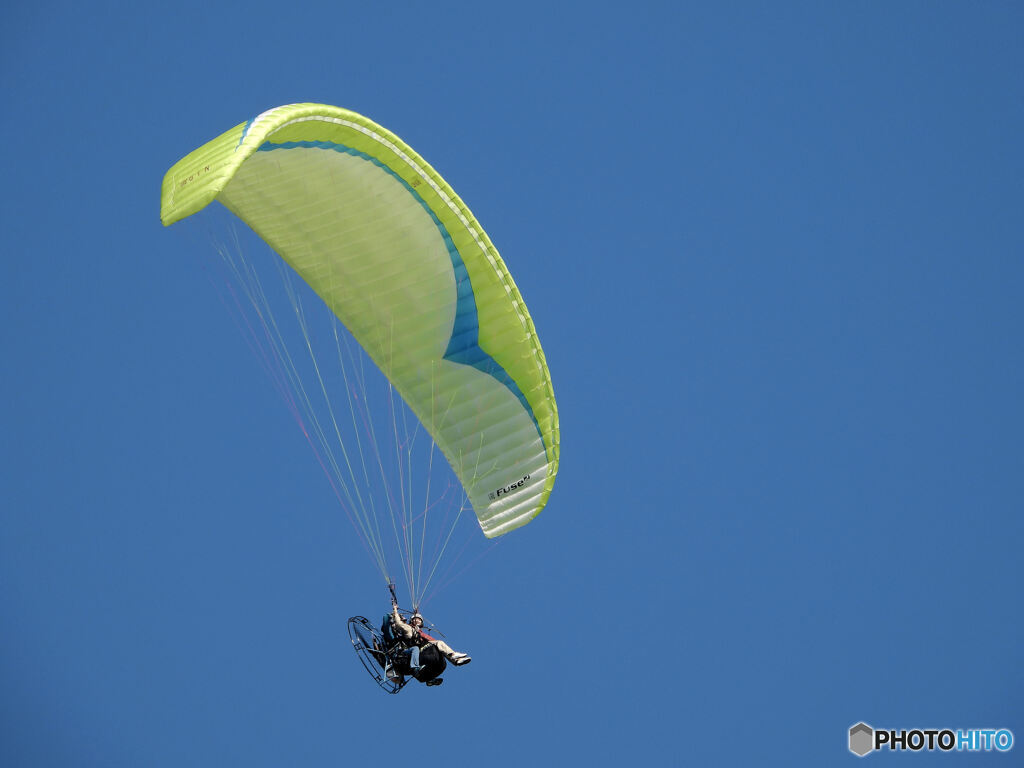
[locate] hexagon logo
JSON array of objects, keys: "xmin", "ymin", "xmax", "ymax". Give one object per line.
[{"xmin": 849, "ymin": 722, "xmax": 874, "ymax": 757}]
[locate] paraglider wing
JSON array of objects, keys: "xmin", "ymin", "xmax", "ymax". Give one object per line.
[{"xmin": 162, "ymin": 104, "xmax": 558, "ymax": 537}]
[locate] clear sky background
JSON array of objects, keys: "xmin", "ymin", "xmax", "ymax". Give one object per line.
[{"xmin": 2, "ymin": 2, "xmax": 1022, "ymax": 765}]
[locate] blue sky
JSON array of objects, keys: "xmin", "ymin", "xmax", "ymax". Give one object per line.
[{"xmin": 2, "ymin": 1, "xmax": 1022, "ymax": 765}]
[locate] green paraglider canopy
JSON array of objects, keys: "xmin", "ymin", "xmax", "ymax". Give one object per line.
[{"xmin": 162, "ymin": 103, "xmax": 559, "ymax": 541}]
